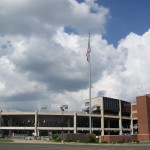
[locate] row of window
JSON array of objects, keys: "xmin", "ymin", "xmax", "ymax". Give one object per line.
[{"xmin": 103, "ymin": 97, "xmax": 131, "ymax": 114}]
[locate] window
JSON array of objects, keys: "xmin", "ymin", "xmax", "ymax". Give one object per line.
[{"xmin": 103, "ymin": 97, "xmax": 119, "ymax": 110}]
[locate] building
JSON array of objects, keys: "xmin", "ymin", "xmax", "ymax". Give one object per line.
[
  {"xmin": 0, "ymin": 94, "xmax": 149, "ymax": 142},
  {"xmin": 84, "ymin": 96, "xmax": 131, "ymax": 135},
  {"xmin": 133, "ymin": 94, "xmax": 150, "ymax": 141}
]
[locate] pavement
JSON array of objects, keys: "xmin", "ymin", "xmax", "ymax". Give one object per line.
[
  {"xmin": 1, "ymin": 140, "xmax": 150, "ymax": 150},
  {"xmin": 13, "ymin": 139, "xmax": 61, "ymax": 144},
  {"xmin": 12, "ymin": 139, "xmax": 80, "ymax": 145},
  {"xmin": 12, "ymin": 138, "xmax": 150, "ymax": 146}
]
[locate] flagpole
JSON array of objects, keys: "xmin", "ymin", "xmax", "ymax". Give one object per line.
[{"xmin": 88, "ymin": 33, "xmax": 92, "ymax": 134}]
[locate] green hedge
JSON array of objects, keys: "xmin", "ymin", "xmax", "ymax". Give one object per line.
[
  {"xmin": 86, "ymin": 134, "xmax": 96, "ymax": 143},
  {"xmin": 51, "ymin": 133, "xmax": 61, "ymax": 142}
]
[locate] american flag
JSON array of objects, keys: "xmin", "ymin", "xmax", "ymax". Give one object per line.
[{"xmin": 86, "ymin": 35, "xmax": 91, "ymax": 62}]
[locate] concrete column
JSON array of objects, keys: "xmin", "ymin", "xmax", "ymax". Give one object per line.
[
  {"xmin": 101, "ymin": 99, "xmax": 104, "ymax": 135},
  {"xmin": 73, "ymin": 112, "xmax": 77, "ymax": 133},
  {"xmin": 130, "ymin": 105, "xmax": 133, "ymax": 135},
  {"xmin": 0, "ymin": 110, "xmax": 2, "ymax": 135},
  {"xmin": 34, "ymin": 110, "xmax": 38, "ymax": 137},
  {"xmin": 130, "ymin": 120, "xmax": 133, "ymax": 135},
  {"xmin": 119, "ymin": 100, "xmax": 122, "ymax": 135}
]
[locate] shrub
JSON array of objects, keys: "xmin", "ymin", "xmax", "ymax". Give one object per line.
[
  {"xmin": 117, "ymin": 141, "xmax": 124, "ymax": 144},
  {"xmin": 101, "ymin": 141, "xmax": 108, "ymax": 144},
  {"xmin": 52, "ymin": 133, "xmax": 61, "ymax": 142},
  {"xmin": 86, "ymin": 134, "xmax": 96, "ymax": 143}
]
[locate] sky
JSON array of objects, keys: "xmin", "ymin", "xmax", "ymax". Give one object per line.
[{"xmin": 0, "ymin": 0, "xmax": 150, "ymax": 112}]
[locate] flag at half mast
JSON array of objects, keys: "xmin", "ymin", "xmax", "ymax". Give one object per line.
[{"xmin": 86, "ymin": 34, "xmax": 91, "ymax": 62}]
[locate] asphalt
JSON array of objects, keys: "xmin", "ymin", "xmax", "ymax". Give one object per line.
[
  {"xmin": 0, "ymin": 139, "xmax": 150, "ymax": 150},
  {"xmin": 1, "ymin": 141, "xmax": 150, "ymax": 150}
]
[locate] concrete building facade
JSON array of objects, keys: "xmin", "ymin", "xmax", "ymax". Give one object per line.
[
  {"xmin": 0, "ymin": 94, "xmax": 149, "ymax": 142},
  {"xmin": 0, "ymin": 96, "xmax": 131, "ymax": 138}
]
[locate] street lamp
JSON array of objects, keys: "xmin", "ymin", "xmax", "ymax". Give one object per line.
[{"xmin": 60, "ymin": 105, "xmax": 68, "ymax": 141}]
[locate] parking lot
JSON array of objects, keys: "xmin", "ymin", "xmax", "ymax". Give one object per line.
[{"xmin": 0, "ymin": 143, "xmax": 150, "ymax": 150}]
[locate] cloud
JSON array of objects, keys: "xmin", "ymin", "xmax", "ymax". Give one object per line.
[
  {"xmin": 0, "ymin": 0, "xmax": 110, "ymax": 36},
  {"xmin": 0, "ymin": 0, "xmax": 110, "ymax": 111},
  {"xmin": 1, "ymin": 0, "xmax": 150, "ymax": 112},
  {"xmin": 97, "ymin": 90, "xmax": 106, "ymax": 97},
  {"xmin": 92, "ymin": 29, "xmax": 150, "ymax": 102}
]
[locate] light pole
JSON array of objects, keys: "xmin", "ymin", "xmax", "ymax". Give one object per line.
[
  {"xmin": 34, "ymin": 106, "xmax": 47, "ymax": 139},
  {"xmin": 60, "ymin": 105, "xmax": 68, "ymax": 141}
]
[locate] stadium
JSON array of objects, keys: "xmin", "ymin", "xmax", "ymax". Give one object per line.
[{"xmin": 0, "ymin": 94, "xmax": 150, "ymax": 142}]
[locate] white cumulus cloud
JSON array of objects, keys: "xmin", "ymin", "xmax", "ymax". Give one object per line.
[{"xmin": 0, "ymin": 0, "xmax": 150, "ymax": 112}]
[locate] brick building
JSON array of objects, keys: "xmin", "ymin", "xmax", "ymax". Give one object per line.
[{"xmin": 134, "ymin": 94, "xmax": 150, "ymax": 141}]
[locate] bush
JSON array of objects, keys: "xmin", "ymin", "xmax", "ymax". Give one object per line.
[
  {"xmin": 64, "ymin": 139, "xmax": 72, "ymax": 142},
  {"xmin": 117, "ymin": 141, "xmax": 124, "ymax": 144},
  {"xmin": 101, "ymin": 141, "xmax": 108, "ymax": 144},
  {"xmin": 52, "ymin": 134, "xmax": 61, "ymax": 142},
  {"xmin": 86, "ymin": 134, "xmax": 96, "ymax": 143}
]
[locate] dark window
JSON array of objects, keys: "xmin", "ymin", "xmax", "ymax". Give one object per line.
[
  {"xmin": 121, "ymin": 101, "xmax": 131, "ymax": 116},
  {"xmin": 103, "ymin": 97, "xmax": 119, "ymax": 111}
]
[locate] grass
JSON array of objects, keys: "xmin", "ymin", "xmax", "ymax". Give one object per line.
[{"xmin": 0, "ymin": 138, "xmax": 13, "ymax": 142}]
